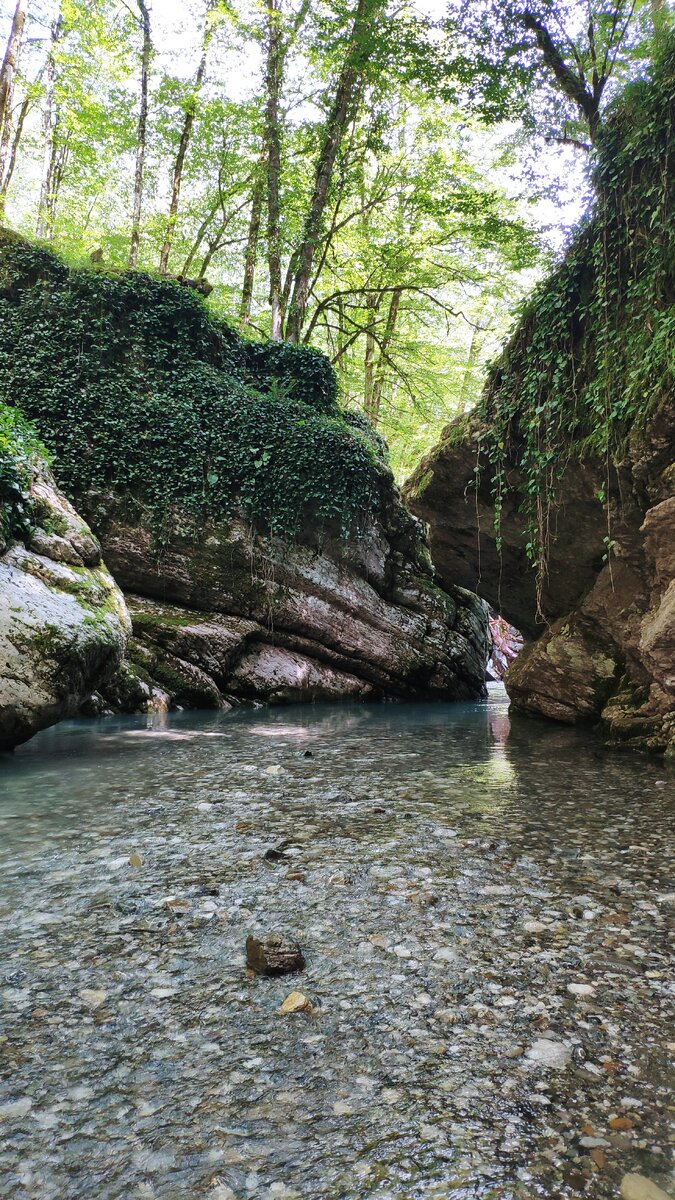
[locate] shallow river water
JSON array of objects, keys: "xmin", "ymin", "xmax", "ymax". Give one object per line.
[{"xmin": 0, "ymin": 685, "xmax": 673, "ymax": 1200}]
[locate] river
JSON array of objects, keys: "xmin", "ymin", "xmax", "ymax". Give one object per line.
[{"xmin": 0, "ymin": 685, "xmax": 673, "ymax": 1199}]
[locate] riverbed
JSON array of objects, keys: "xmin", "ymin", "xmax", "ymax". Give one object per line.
[{"xmin": 0, "ymin": 686, "xmax": 673, "ymax": 1199}]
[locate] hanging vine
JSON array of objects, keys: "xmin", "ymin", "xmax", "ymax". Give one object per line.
[{"xmin": 477, "ymin": 36, "xmax": 675, "ymax": 608}]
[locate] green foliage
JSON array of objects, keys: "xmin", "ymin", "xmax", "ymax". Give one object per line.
[
  {"xmin": 478, "ymin": 36, "xmax": 675, "ymax": 581},
  {"xmin": 0, "ymin": 233, "xmax": 383, "ymax": 543},
  {"xmin": 0, "ymin": 401, "xmax": 46, "ymax": 545}
]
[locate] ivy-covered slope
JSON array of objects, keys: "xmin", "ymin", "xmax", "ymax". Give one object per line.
[
  {"xmin": 406, "ymin": 40, "xmax": 675, "ymax": 752},
  {"xmin": 0, "ymin": 229, "xmax": 488, "ymax": 707},
  {"xmin": 0, "ymin": 227, "xmax": 384, "ymax": 542}
]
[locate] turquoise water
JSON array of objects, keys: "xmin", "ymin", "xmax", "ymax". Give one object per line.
[{"xmin": 0, "ymin": 687, "xmax": 673, "ymax": 1199}]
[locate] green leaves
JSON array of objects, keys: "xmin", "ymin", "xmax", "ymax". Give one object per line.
[
  {"xmin": 0, "ymin": 232, "xmax": 382, "ymax": 547},
  {"xmin": 0, "ymin": 403, "xmax": 46, "ymax": 545}
]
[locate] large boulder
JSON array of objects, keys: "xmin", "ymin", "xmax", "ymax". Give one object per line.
[
  {"xmin": 0, "ymin": 228, "xmax": 488, "ymax": 711},
  {"xmin": 0, "ymin": 462, "xmax": 130, "ymax": 751}
]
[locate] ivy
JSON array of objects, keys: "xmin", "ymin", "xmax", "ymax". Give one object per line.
[
  {"xmin": 477, "ymin": 36, "xmax": 675, "ymax": 601},
  {"xmin": 0, "ymin": 403, "xmax": 47, "ymax": 545},
  {"xmin": 0, "ymin": 235, "xmax": 384, "ymax": 544}
]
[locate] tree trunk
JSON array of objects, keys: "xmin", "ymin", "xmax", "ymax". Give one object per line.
[
  {"xmin": 158, "ymin": 0, "xmax": 216, "ymax": 274},
  {"xmin": 36, "ymin": 14, "xmax": 63, "ymax": 241},
  {"xmin": 284, "ymin": 0, "xmax": 379, "ymax": 342},
  {"xmin": 0, "ymin": 89, "xmax": 29, "ymax": 215},
  {"xmin": 265, "ymin": 0, "xmax": 283, "ymax": 339},
  {"xmin": 0, "ymin": 0, "xmax": 26, "ymax": 150},
  {"xmin": 129, "ymin": 0, "xmax": 151, "ymax": 268},
  {"xmin": 363, "ymin": 297, "xmax": 378, "ymax": 419},
  {"xmin": 239, "ymin": 162, "xmax": 265, "ymax": 326},
  {"xmin": 651, "ymin": 0, "xmax": 673, "ymax": 36},
  {"xmin": 369, "ymin": 287, "xmax": 401, "ymax": 427},
  {"xmin": 523, "ymin": 11, "xmax": 601, "ymax": 140}
]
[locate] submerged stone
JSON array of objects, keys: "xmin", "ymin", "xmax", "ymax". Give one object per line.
[{"xmin": 246, "ymin": 933, "xmax": 306, "ymax": 976}]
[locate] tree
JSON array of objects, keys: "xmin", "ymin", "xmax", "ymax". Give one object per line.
[
  {"xmin": 158, "ymin": 0, "xmax": 220, "ymax": 274},
  {"xmin": 0, "ymin": 0, "xmax": 27, "ymax": 178},
  {"xmin": 443, "ymin": 0, "xmax": 660, "ymax": 147},
  {"xmin": 36, "ymin": 10, "xmax": 64, "ymax": 240},
  {"xmin": 284, "ymin": 0, "xmax": 386, "ymax": 341},
  {"xmin": 129, "ymin": 0, "xmax": 151, "ymax": 268}
]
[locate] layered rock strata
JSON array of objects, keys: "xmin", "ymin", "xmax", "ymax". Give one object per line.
[{"xmin": 90, "ymin": 499, "xmax": 488, "ymax": 711}]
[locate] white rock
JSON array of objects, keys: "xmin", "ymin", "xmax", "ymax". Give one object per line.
[
  {"xmin": 567, "ymin": 982, "xmax": 596, "ymax": 997},
  {"xmin": 79, "ymin": 989, "xmax": 107, "ymax": 1009},
  {"xmin": 0, "ymin": 1097, "xmax": 32, "ymax": 1120},
  {"xmin": 0, "ymin": 467, "xmax": 130, "ymax": 752},
  {"xmin": 525, "ymin": 1039, "xmax": 572, "ymax": 1069},
  {"xmin": 432, "ymin": 947, "xmax": 457, "ymax": 963},
  {"xmin": 620, "ymin": 1174, "xmax": 674, "ymax": 1200}
]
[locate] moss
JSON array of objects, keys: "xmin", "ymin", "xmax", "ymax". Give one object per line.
[
  {"xmin": 132, "ymin": 610, "xmax": 197, "ymax": 633},
  {"xmin": 407, "ymin": 468, "xmax": 434, "ymax": 501}
]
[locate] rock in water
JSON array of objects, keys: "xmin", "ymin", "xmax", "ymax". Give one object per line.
[
  {"xmin": 620, "ymin": 1174, "xmax": 674, "ymax": 1200},
  {"xmin": 525, "ymin": 1039, "xmax": 572, "ymax": 1069},
  {"xmin": 279, "ymin": 991, "xmax": 313, "ymax": 1014},
  {"xmin": 0, "ymin": 231, "xmax": 489, "ymax": 712},
  {"xmin": 246, "ymin": 933, "xmax": 305, "ymax": 976}
]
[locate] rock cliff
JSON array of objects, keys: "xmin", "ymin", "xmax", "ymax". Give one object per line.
[
  {"xmin": 406, "ymin": 48, "xmax": 675, "ymax": 755},
  {"xmin": 89, "ymin": 499, "xmax": 487, "ymax": 712}
]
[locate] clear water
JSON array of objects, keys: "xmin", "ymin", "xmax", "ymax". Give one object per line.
[{"xmin": 0, "ymin": 686, "xmax": 673, "ymax": 1200}]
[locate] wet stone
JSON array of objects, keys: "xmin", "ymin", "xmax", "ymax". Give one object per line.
[{"xmin": 246, "ymin": 933, "xmax": 306, "ymax": 976}]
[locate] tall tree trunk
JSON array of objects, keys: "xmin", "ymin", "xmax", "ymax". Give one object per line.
[
  {"xmin": 0, "ymin": 0, "xmax": 26, "ymax": 149},
  {"xmin": 129, "ymin": 0, "xmax": 151, "ymax": 267},
  {"xmin": 265, "ymin": 0, "xmax": 283, "ymax": 339},
  {"xmin": 239, "ymin": 162, "xmax": 265, "ymax": 326},
  {"xmin": 158, "ymin": 0, "xmax": 215, "ymax": 274},
  {"xmin": 369, "ymin": 287, "xmax": 401, "ymax": 427},
  {"xmin": 363, "ymin": 291, "xmax": 378, "ymax": 419},
  {"xmin": 284, "ymin": 0, "xmax": 379, "ymax": 342},
  {"xmin": 36, "ymin": 14, "xmax": 63, "ymax": 241},
  {"xmin": 0, "ymin": 88, "xmax": 29, "ymax": 214},
  {"xmin": 182, "ymin": 197, "xmax": 219, "ymax": 276}
]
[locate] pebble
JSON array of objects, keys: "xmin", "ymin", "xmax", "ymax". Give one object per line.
[
  {"xmin": 567, "ymin": 982, "xmax": 596, "ymax": 996},
  {"xmin": 78, "ymin": 989, "xmax": 107, "ymax": 1009},
  {"xmin": 279, "ymin": 991, "xmax": 313, "ymax": 1014},
  {"xmin": 246, "ymin": 933, "xmax": 305, "ymax": 976},
  {"xmin": 620, "ymin": 1174, "xmax": 674, "ymax": 1200},
  {"xmin": 525, "ymin": 1039, "xmax": 572, "ymax": 1069}
]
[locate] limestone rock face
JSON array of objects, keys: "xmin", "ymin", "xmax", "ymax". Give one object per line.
[
  {"xmin": 0, "ymin": 467, "xmax": 130, "ymax": 751},
  {"xmin": 405, "ymin": 414, "xmax": 675, "ymax": 755},
  {"xmin": 93, "ymin": 494, "xmax": 488, "ymax": 709}
]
